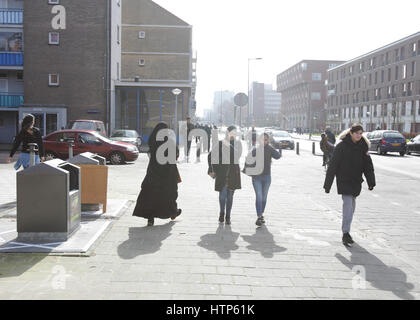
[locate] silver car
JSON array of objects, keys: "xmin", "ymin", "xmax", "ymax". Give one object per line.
[{"xmin": 110, "ymin": 130, "xmax": 142, "ymax": 149}]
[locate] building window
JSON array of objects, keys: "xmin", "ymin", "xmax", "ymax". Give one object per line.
[
  {"xmin": 395, "ymin": 65, "xmax": 399, "ymax": 80},
  {"xmin": 369, "ymin": 73, "xmax": 372, "ymax": 86},
  {"xmin": 403, "ymin": 64, "xmax": 407, "ymax": 79},
  {"xmin": 138, "ymin": 31, "xmax": 146, "ymax": 39},
  {"xmin": 138, "ymin": 59, "xmax": 145, "ymax": 66},
  {"xmin": 374, "ymin": 72, "xmax": 378, "ymax": 84},
  {"xmin": 358, "ymin": 77, "xmax": 361, "ymax": 88},
  {"xmin": 48, "ymin": 0, "xmax": 59, "ymax": 4},
  {"xmin": 49, "ymin": 74, "xmax": 59, "ymax": 86},
  {"xmin": 388, "ymin": 68, "xmax": 391, "ymax": 82},
  {"xmin": 311, "ymin": 92, "xmax": 321, "ymax": 100},
  {"xmin": 381, "ymin": 70, "xmax": 384, "ymax": 83},
  {"xmin": 385, "ymin": 52, "xmax": 389, "ymax": 64},
  {"xmin": 400, "ymin": 46, "xmax": 405, "ymax": 60},
  {"xmin": 17, "ymin": 71, "xmax": 23, "ymax": 81},
  {"xmin": 312, "ymin": 73, "xmax": 322, "ymax": 81},
  {"xmin": 411, "ymin": 61, "xmax": 416, "ymax": 77},
  {"xmin": 301, "ymin": 63, "xmax": 307, "ymax": 71},
  {"xmin": 49, "ymin": 32, "xmax": 59, "ymax": 45}
]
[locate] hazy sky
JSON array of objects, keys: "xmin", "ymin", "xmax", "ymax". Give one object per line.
[{"xmin": 153, "ymin": 0, "xmax": 420, "ymax": 117}]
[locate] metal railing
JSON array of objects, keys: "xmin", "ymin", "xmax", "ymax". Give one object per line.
[
  {"xmin": 0, "ymin": 9, "xmax": 23, "ymax": 24},
  {"xmin": 0, "ymin": 94, "xmax": 23, "ymax": 107},
  {"xmin": 0, "ymin": 52, "xmax": 23, "ymax": 66}
]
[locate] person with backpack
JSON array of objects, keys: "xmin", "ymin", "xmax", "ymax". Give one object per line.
[
  {"xmin": 323, "ymin": 124, "xmax": 376, "ymax": 247},
  {"xmin": 208, "ymin": 125, "xmax": 242, "ymax": 225},
  {"xmin": 244, "ymin": 133, "xmax": 281, "ymax": 226},
  {"xmin": 320, "ymin": 133, "xmax": 334, "ymax": 167}
]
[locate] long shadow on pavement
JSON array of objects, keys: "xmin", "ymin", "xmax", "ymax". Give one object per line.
[
  {"xmin": 0, "ymin": 254, "xmax": 47, "ymax": 279},
  {"xmin": 117, "ymin": 221, "xmax": 175, "ymax": 259},
  {"xmin": 335, "ymin": 243, "xmax": 415, "ymax": 300},
  {"xmin": 241, "ymin": 226, "xmax": 287, "ymax": 258},
  {"xmin": 197, "ymin": 224, "xmax": 240, "ymax": 259}
]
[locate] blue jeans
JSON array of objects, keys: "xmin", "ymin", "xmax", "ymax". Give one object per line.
[
  {"xmin": 252, "ymin": 175, "xmax": 271, "ymax": 217},
  {"xmin": 14, "ymin": 153, "xmax": 40, "ymax": 170},
  {"xmin": 219, "ymin": 186, "xmax": 234, "ymax": 217}
]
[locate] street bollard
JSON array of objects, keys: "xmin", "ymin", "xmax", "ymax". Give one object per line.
[
  {"xmin": 65, "ymin": 138, "xmax": 75, "ymax": 159},
  {"xmin": 28, "ymin": 143, "xmax": 38, "ymax": 167},
  {"xmin": 312, "ymin": 142, "xmax": 316, "ymax": 155},
  {"xmin": 296, "ymin": 142, "xmax": 299, "ymax": 155}
]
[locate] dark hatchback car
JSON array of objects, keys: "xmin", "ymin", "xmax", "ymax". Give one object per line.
[
  {"xmin": 367, "ymin": 130, "xmax": 407, "ymax": 156},
  {"xmin": 43, "ymin": 129, "xmax": 139, "ymax": 164},
  {"xmin": 268, "ymin": 130, "xmax": 295, "ymax": 150},
  {"xmin": 406, "ymin": 134, "xmax": 420, "ymax": 155}
]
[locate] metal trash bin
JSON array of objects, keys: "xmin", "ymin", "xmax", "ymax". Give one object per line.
[
  {"xmin": 17, "ymin": 159, "xmax": 81, "ymax": 242},
  {"xmin": 67, "ymin": 152, "xmax": 108, "ymax": 213}
]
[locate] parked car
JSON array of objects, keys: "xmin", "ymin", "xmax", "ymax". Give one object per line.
[
  {"xmin": 406, "ymin": 134, "xmax": 420, "ymax": 155},
  {"xmin": 367, "ymin": 130, "xmax": 407, "ymax": 156},
  {"xmin": 68, "ymin": 120, "xmax": 107, "ymax": 137},
  {"xmin": 110, "ymin": 129, "xmax": 142, "ymax": 149},
  {"xmin": 269, "ymin": 130, "xmax": 295, "ymax": 150},
  {"xmin": 43, "ymin": 129, "xmax": 139, "ymax": 165}
]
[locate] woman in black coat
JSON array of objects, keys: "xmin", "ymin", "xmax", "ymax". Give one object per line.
[
  {"xmin": 208, "ymin": 125, "xmax": 242, "ymax": 225},
  {"xmin": 323, "ymin": 124, "xmax": 376, "ymax": 246},
  {"xmin": 133, "ymin": 122, "xmax": 182, "ymax": 226}
]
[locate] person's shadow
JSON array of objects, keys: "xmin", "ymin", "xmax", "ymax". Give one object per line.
[
  {"xmin": 197, "ymin": 224, "xmax": 240, "ymax": 259},
  {"xmin": 335, "ymin": 243, "xmax": 415, "ymax": 300},
  {"xmin": 117, "ymin": 221, "xmax": 175, "ymax": 259},
  {"xmin": 241, "ymin": 226, "xmax": 287, "ymax": 258}
]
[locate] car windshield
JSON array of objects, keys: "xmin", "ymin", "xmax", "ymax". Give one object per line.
[
  {"xmin": 273, "ymin": 132, "xmax": 290, "ymax": 137},
  {"xmin": 384, "ymin": 132, "xmax": 404, "ymax": 139},
  {"xmin": 92, "ymin": 131, "xmax": 112, "ymax": 143},
  {"xmin": 112, "ymin": 130, "xmax": 137, "ymax": 138},
  {"xmin": 72, "ymin": 122, "xmax": 95, "ymax": 130}
]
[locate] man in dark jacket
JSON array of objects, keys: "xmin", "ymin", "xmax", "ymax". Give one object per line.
[
  {"xmin": 323, "ymin": 124, "xmax": 376, "ymax": 247},
  {"xmin": 325, "ymin": 127, "xmax": 336, "ymax": 145},
  {"xmin": 186, "ymin": 117, "xmax": 195, "ymax": 162}
]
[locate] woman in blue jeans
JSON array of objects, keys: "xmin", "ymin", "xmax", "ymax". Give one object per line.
[
  {"xmin": 247, "ymin": 133, "xmax": 281, "ymax": 226},
  {"xmin": 208, "ymin": 126, "xmax": 242, "ymax": 225}
]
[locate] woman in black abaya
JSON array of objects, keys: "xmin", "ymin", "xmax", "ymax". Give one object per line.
[{"xmin": 133, "ymin": 122, "xmax": 182, "ymax": 226}]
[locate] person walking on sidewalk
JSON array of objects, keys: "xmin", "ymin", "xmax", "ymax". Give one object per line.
[
  {"xmin": 325, "ymin": 126, "xmax": 336, "ymax": 145},
  {"xmin": 186, "ymin": 117, "xmax": 195, "ymax": 162},
  {"xmin": 323, "ymin": 124, "xmax": 376, "ymax": 247},
  {"xmin": 208, "ymin": 125, "xmax": 242, "ymax": 225},
  {"xmin": 133, "ymin": 122, "xmax": 182, "ymax": 226},
  {"xmin": 320, "ymin": 133, "xmax": 334, "ymax": 167},
  {"xmin": 7, "ymin": 114, "xmax": 45, "ymax": 170},
  {"xmin": 245, "ymin": 133, "xmax": 281, "ymax": 226}
]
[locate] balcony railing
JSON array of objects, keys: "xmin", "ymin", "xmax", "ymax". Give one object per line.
[
  {"xmin": 0, "ymin": 94, "xmax": 23, "ymax": 107},
  {"xmin": 0, "ymin": 9, "xmax": 23, "ymax": 24},
  {"xmin": 0, "ymin": 52, "xmax": 23, "ymax": 66}
]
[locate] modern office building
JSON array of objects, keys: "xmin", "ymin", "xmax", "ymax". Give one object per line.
[
  {"xmin": 250, "ymin": 82, "xmax": 282, "ymax": 126},
  {"xmin": 326, "ymin": 32, "xmax": 420, "ymax": 133},
  {"xmin": 276, "ymin": 60, "xmax": 344, "ymax": 131}
]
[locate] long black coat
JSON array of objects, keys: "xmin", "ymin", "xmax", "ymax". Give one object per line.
[
  {"xmin": 133, "ymin": 123, "xmax": 180, "ymax": 219},
  {"xmin": 324, "ymin": 132, "xmax": 376, "ymax": 197},
  {"xmin": 208, "ymin": 139, "xmax": 242, "ymax": 192}
]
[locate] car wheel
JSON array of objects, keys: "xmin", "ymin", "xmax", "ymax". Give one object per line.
[
  {"xmin": 400, "ymin": 151, "xmax": 405, "ymax": 157},
  {"xmin": 290, "ymin": 145, "xmax": 295, "ymax": 150},
  {"xmin": 44, "ymin": 151, "xmax": 56, "ymax": 161},
  {"xmin": 377, "ymin": 146, "xmax": 382, "ymax": 155},
  {"xmin": 109, "ymin": 151, "xmax": 125, "ymax": 165}
]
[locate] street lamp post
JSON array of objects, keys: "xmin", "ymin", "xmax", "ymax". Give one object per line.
[
  {"xmin": 172, "ymin": 88, "xmax": 182, "ymax": 140},
  {"xmin": 247, "ymin": 57, "xmax": 262, "ymax": 130}
]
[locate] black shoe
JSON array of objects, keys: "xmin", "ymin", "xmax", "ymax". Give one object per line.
[
  {"xmin": 219, "ymin": 212, "xmax": 225, "ymax": 223},
  {"xmin": 225, "ymin": 216, "xmax": 231, "ymax": 225},
  {"xmin": 171, "ymin": 209, "xmax": 182, "ymax": 220},
  {"xmin": 147, "ymin": 218, "xmax": 154, "ymax": 226},
  {"xmin": 260, "ymin": 216, "xmax": 266, "ymax": 224},
  {"xmin": 256, "ymin": 218, "xmax": 263, "ymax": 226},
  {"xmin": 342, "ymin": 233, "xmax": 354, "ymax": 246}
]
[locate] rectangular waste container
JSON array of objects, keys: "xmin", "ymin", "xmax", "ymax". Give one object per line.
[
  {"xmin": 16, "ymin": 159, "xmax": 81, "ymax": 242},
  {"xmin": 67, "ymin": 152, "xmax": 108, "ymax": 213}
]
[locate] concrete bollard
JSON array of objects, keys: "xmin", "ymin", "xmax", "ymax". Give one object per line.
[
  {"xmin": 296, "ymin": 142, "xmax": 300, "ymax": 155},
  {"xmin": 312, "ymin": 142, "xmax": 315, "ymax": 155}
]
